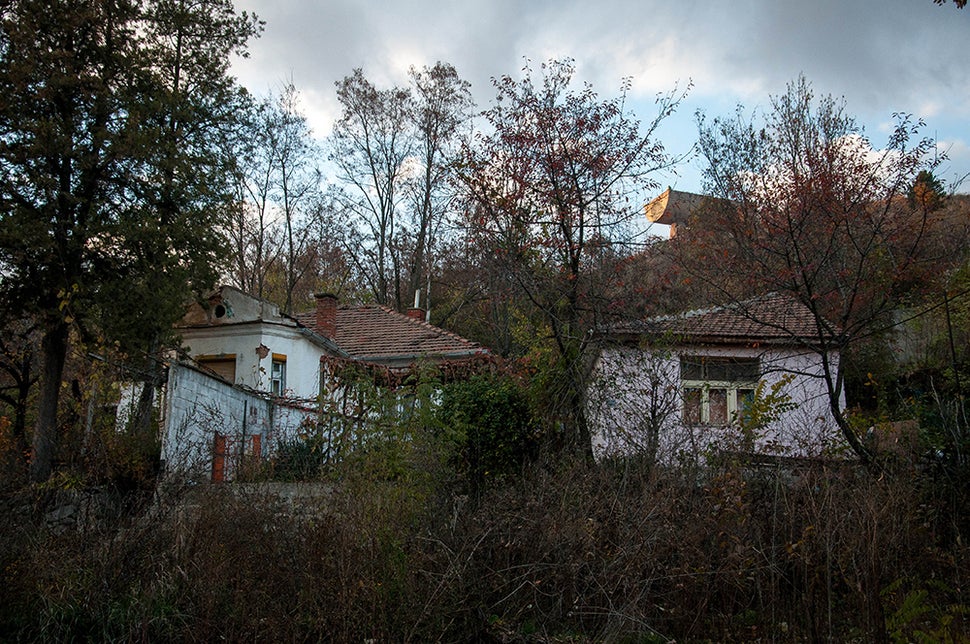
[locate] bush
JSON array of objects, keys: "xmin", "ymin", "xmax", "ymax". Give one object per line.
[{"xmin": 436, "ymin": 372, "xmax": 539, "ymax": 496}]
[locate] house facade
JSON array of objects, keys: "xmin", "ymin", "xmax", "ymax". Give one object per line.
[
  {"xmin": 161, "ymin": 286, "xmax": 488, "ymax": 480},
  {"xmin": 588, "ymin": 294, "xmax": 845, "ymax": 463},
  {"xmin": 178, "ymin": 285, "xmax": 344, "ymax": 400}
]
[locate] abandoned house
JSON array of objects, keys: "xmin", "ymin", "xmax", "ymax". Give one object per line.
[
  {"xmin": 588, "ymin": 293, "xmax": 845, "ymax": 463},
  {"xmin": 152, "ymin": 285, "xmax": 488, "ymax": 481}
]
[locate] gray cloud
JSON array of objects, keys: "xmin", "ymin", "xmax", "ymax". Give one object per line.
[{"xmin": 232, "ymin": 0, "xmax": 970, "ymax": 190}]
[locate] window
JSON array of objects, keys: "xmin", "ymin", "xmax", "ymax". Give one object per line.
[
  {"xmin": 681, "ymin": 356, "xmax": 759, "ymax": 426},
  {"xmin": 271, "ymin": 353, "xmax": 286, "ymax": 395},
  {"xmin": 197, "ymin": 354, "xmax": 237, "ymax": 383}
]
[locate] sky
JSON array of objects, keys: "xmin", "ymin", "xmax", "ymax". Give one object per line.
[{"xmin": 230, "ymin": 0, "xmax": 970, "ymax": 197}]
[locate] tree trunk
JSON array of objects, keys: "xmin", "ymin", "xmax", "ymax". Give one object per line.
[
  {"xmin": 130, "ymin": 333, "xmax": 166, "ymax": 462},
  {"xmin": 7, "ymin": 350, "xmax": 34, "ymax": 472},
  {"xmin": 30, "ymin": 321, "xmax": 69, "ymax": 483},
  {"xmin": 559, "ymin": 343, "xmax": 594, "ymax": 462}
]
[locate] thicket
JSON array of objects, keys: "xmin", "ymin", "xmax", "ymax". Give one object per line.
[{"xmin": 2, "ymin": 427, "xmax": 967, "ymax": 642}]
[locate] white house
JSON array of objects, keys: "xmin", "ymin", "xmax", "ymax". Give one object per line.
[
  {"xmin": 588, "ymin": 294, "xmax": 846, "ymax": 463},
  {"xmin": 159, "ymin": 285, "xmax": 488, "ymax": 481},
  {"xmin": 177, "ymin": 285, "xmax": 345, "ymax": 400}
]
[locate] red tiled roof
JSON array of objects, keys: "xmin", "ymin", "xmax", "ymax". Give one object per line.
[
  {"xmin": 604, "ymin": 294, "xmax": 829, "ymax": 343},
  {"xmin": 295, "ymin": 305, "xmax": 485, "ymax": 361}
]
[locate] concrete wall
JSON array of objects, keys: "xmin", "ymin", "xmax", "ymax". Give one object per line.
[
  {"xmin": 161, "ymin": 362, "xmax": 316, "ymax": 482},
  {"xmin": 588, "ymin": 343, "xmax": 845, "ymax": 462}
]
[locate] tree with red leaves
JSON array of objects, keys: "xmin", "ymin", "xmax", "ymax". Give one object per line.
[
  {"xmin": 682, "ymin": 76, "xmax": 941, "ymax": 465},
  {"xmin": 459, "ymin": 59, "xmax": 684, "ymax": 457}
]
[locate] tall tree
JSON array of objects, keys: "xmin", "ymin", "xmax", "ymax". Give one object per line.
[
  {"xmin": 0, "ymin": 0, "xmax": 259, "ymax": 481},
  {"xmin": 230, "ymin": 99, "xmax": 285, "ymax": 300},
  {"xmin": 330, "ymin": 69, "xmax": 413, "ymax": 307},
  {"xmin": 402, "ymin": 62, "xmax": 473, "ymax": 311},
  {"xmin": 272, "ymin": 85, "xmax": 321, "ymax": 314},
  {"xmin": 683, "ymin": 76, "xmax": 939, "ymax": 465},
  {"xmin": 329, "ymin": 63, "xmax": 473, "ymax": 311},
  {"xmin": 120, "ymin": 0, "xmax": 260, "ymax": 439},
  {"xmin": 458, "ymin": 59, "xmax": 683, "ymax": 457},
  {"xmin": 230, "ymin": 83, "xmax": 328, "ymax": 313}
]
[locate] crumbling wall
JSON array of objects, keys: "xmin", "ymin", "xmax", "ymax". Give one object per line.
[{"xmin": 161, "ymin": 362, "xmax": 316, "ymax": 482}]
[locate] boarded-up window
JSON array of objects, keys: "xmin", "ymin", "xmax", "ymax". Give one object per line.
[{"xmin": 198, "ymin": 355, "xmax": 237, "ymax": 383}]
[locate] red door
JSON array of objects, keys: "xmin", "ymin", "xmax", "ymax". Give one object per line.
[{"xmin": 212, "ymin": 432, "xmax": 227, "ymax": 482}]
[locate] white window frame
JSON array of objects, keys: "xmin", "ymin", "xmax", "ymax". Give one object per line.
[
  {"xmin": 681, "ymin": 356, "xmax": 759, "ymax": 426},
  {"xmin": 682, "ymin": 381, "xmax": 757, "ymax": 425}
]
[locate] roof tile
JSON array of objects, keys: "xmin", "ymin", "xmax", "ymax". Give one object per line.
[
  {"xmin": 605, "ymin": 294, "xmax": 827, "ymax": 343},
  {"xmin": 295, "ymin": 305, "xmax": 484, "ymax": 361}
]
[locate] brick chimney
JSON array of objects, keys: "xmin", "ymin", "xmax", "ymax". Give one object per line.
[
  {"xmin": 406, "ymin": 307, "xmax": 424, "ymax": 321},
  {"xmin": 314, "ymin": 293, "xmax": 337, "ymax": 338},
  {"xmin": 406, "ymin": 288, "xmax": 424, "ymax": 321}
]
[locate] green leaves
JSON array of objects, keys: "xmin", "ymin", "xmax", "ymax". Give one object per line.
[
  {"xmin": 0, "ymin": 0, "xmax": 259, "ymax": 480},
  {"xmin": 436, "ymin": 373, "xmax": 538, "ymax": 494}
]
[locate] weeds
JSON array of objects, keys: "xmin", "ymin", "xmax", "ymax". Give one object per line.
[{"xmin": 1, "ymin": 454, "xmax": 967, "ymax": 641}]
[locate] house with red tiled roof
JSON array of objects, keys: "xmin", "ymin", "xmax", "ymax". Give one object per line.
[
  {"xmin": 177, "ymin": 285, "xmax": 344, "ymax": 400},
  {"xmin": 587, "ymin": 294, "xmax": 845, "ymax": 463},
  {"xmin": 178, "ymin": 286, "xmax": 488, "ymax": 394},
  {"xmin": 161, "ymin": 285, "xmax": 488, "ymax": 481},
  {"xmin": 294, "ymin": 293, "xmax": 487, "ymax": 375}
]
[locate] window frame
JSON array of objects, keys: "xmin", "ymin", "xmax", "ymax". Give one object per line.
[
  {"xmin": 680, "ymin": 356, "xmax": 759, "ymax": 426},
  {"xmin": 270, "ymin": 353, "xmax": 287, "ymax": 396}
]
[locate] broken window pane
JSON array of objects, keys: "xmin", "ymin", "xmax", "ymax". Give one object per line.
[{"xmin": 684, "ymin": 388, "xmax": 702, "ymax": 424}]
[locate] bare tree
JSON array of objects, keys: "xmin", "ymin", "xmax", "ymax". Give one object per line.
[
  {"xmin": 329, "ymin": 64, "xmax": 474, "ymax": 311},
  {"xmin": 682, "ymin": 76, "xmax": 940, "ymax": 465},
  {"xmin": 330, "ymin": 69, "xmax": 413, "ymax": 307},
  {"xmin": 272, "ymin": 84, "xmax": 321, "ymax": 314},
  {"xmin": 231, "ymin": 100, "xmax": 284, "ymax": 299},
  {"xmin": 232, "ymin": 83, "xmax": 320, "ymax": 313},
  {"xmin": 403, "ymin": 62, "xmax": 474, "ymax": 311}
]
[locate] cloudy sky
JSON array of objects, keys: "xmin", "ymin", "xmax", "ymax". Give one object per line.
[{"xmin": 230, "ymin": 0, "xmax": 970, "ymax": 195}]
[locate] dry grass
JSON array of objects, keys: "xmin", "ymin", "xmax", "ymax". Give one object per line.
[{"xmin": 1, "ymin": 456, "xmax": 967, "ymax": 642}]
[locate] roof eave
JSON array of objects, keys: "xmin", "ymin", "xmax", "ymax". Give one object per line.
[
  {"xmin": 595, "ymin": 329, "xmax": 825, "ymax": 348},
  {"xmin": 349, "ymin": 348, "xmax": 487, "ymax": 363}
]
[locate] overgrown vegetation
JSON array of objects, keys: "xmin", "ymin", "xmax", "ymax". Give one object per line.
[
  {"xmin": 2, "ymin": 443, "xmax": 967, "ymax": 642},
  {"xmin": 1, "ymin": 324, "xmax": 968, "ymax": 640},
  {"xmin": 3, "ymin": 352, "xmax": 969, "ymax": 641}
]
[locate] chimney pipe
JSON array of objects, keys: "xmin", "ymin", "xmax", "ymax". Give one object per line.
[{"xmin": 314, "ymin": 293, "xmax": 337, "ymax": 338}]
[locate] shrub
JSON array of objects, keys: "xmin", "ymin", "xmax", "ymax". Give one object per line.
[{"xmin": 436, "ymin": 372, "xmax": 539, "ymax": 496}]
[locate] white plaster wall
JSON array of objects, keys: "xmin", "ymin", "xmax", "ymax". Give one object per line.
[
  {"xmin": 588, "ymin": 343, "xmax": 845, "ymax": 463},
  {"xmin": 161, "ymin": 363, "xmax": 317, "ymax": 482},
  {"xmin": 254, "ymin": 325, "xmax": 324, "ymax": 401},
  {"xmin": 180, "ymin": 323, "xmax": 324, "ymax": 400}
]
